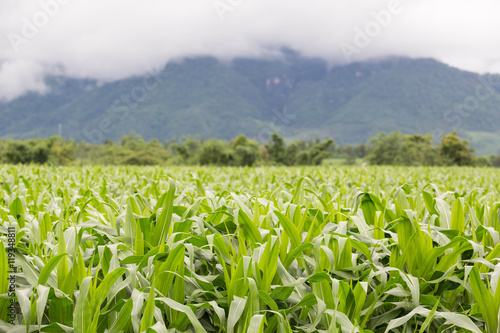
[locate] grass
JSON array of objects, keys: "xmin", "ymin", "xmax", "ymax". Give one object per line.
[{"xmin": 1, "ymin": 165, "xmax": 500, "ymax": 332}]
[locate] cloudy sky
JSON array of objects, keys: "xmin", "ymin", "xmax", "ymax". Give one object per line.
[{"xmin": 1, "ymin": 0, "xmax": 499, "ymax": 101}]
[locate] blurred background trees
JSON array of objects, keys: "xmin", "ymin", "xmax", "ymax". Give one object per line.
[{"xmin": 0, "ymin": 130, "xmax": 496, "ymax": 167}]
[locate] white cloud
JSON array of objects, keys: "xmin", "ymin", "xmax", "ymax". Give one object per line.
[
  {"xmin": 0, "ymin": 60, "xmax": 48, "ymax": 101},
  {"xmin": 0, "ymin": 0, "xmax": 499, "ymax": 100}
]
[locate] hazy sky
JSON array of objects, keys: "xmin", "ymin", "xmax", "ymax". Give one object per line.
[{"xmin": 1, "ymin": 0, "xmax": 499, "ymax": 101}]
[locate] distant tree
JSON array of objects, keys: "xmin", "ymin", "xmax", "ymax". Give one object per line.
[
  {"xmin": 49, "ymin": 137, "xmax": 77, "ymax": 165},
  {"xmin": 0, "ymin": 140, "xmax": 5, "ymax": 163},
  {"xmin": 354, "ymin": 144, "xmax": 367, "ymax": 158},
  {"xmin": 475, "ymin": 156, "xmax": 491, "ymax": 167},
  {"xmin": 439, "ymin": 131, "xmax": 475, "ymax": 166},
  {"xmin": 336, "ymin": 145, "xmax": 346, "ymax": 155},
  {"xmin": 175, "ymin": 136, "xmax": 201, "ymax": 164},
  {"xmin": 344, "ymin": 145, "xmax": 356, "ymax": 165},
  {"xmin": 4, "ymin": 141, "xmax": 32, "ymax": 164},
  {"xmin": 396, "ymin": 134, "xmax": 441, "ymax": 166},
  {"xmin": 147, "ymin": 138, "xmax": 162, "ymax": 150},
  {"xmin": 233, "ymin": 146, "xmax": 256, "ymax": 166},
  {"xmin": 366, "ymin": 132, "xmax": 403, "ymax": 165},
  {"xmin": 232, "ymin": 134, "xmax": 249, "ymax": 148},
  {"xmin": 199, "ymin": 139, "xmax": 231, "ymax": 165},
  {"xmin": 491, "ymin": 155, "xmax": 500, "ymax": 167},
  {"xmin": 259, "ymin": 146, "xmax": 270, "ymax": 164},
  {"xmin": 170, "ymin": 138, "xmax": 178, "ymax": 155},
  {"xmin": 266, "ymin": 133, "xmax": 287, "ymax": 165},
  {"xmin": 296, "ymin": 140, "xmax": 307, "ymax": 152},
  {"xmin": 296, "ymin": 151, "xmax": 310, "ymax": 165},
  {"xmin": 308, "ymin": 139, "xmax": 334, "ymax": 165},
  {"xmin": 119, "ymin": 151, "xmax": 163, "ymax": 165},
  {"xmin": 32, "ymin": 141, "xmax": 51, "ymax": 164},
  {"xmin": 232, "ymin": 135, "xmax": 260, "ymax": 166},
  {"xmin": 285, "ymin": 142, "xmax": 298, "ymax": 166},
  {"xmin": 120, "ymin": 131, "xmax": 146, "ymax": 151}
]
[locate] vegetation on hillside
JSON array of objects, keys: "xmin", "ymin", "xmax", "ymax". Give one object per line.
[
  {"xmin": 1, "ymin": 56, "xmax": 500, "ymax": 154},
  {"xmin": 1, "ymin": 130, "xmax": 499, "ymax": 167}
]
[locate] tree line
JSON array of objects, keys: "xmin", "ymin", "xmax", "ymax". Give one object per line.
[{"xmin": 0, "ymin": 131, "xmax": 499, "ymax": 167}]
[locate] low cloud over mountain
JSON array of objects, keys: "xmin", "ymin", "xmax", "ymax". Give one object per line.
[{"xmin": 1, "ymin": 0, "xmax": 500, "ymax": 101}]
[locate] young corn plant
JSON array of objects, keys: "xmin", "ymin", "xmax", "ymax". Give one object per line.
[{"xmin": 0, "ymin": 165, "xmax": 499, "ymax": 332}]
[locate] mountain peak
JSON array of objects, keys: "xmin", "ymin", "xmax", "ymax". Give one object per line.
[{"xmin": 1, "ymin": 56, "xmax": 499, "ymax": 155}]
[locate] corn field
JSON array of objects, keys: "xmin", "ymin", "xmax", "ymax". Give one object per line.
[{"xmin": 1, "ymin": 165, "xmax": 500, "ymax": 332}]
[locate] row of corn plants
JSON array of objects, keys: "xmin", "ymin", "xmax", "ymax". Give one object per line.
[{"xmin": 1, "ymin": 165, "xmax": 500, "ymax": 332}]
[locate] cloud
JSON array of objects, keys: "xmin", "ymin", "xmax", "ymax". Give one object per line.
[
  {"xmin": 0, "ymin": 0, "xmax": 499, "ymax": 101},
  {"xmin": 0, "ymin": 60, "xmax": 48, "ymax": 101}
]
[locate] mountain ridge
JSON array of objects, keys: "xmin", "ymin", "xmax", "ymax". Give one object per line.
[{"xmin": 1, "ymin": 56, "xmax": 500, "ymax": 155}]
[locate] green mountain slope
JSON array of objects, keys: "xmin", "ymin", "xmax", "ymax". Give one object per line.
[{"xmin": 1, "ymin": 56, "xmax": 499, "ymax": 154}]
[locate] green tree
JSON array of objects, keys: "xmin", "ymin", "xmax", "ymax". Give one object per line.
[
  {"xmin": 296, "ymin": 151, "xmax": 310, "ymax": 165},
  {"xmin": 4, "ymin": 141, "xmax": 32, "ymax": 164},
  {"xmin": 366, "ymin": 132, "xmax": 403, "ymax": 165},
  {"xmin": 475, "ymin": 156, "xmax": 491, "ymax": 167},
  {"xmin": 175, "ymin": 136, "xmax": 201, "ymax": 164},
  {"xmin": 199, "ymin": 139, "xmax": 231, "ymax": 165},
  {"xmin": 439, "ymin": 131, "xmax": 475, "ymax": 166},
  {"xmin": 32, "ymin": 140, "xmax": 51, "ymax": 164},
  {"xmin": 119, "ymin": 151, "xmax": 164, "ymax": 165},
  {"xmin": 266, "ymin": 133, "xmax": 287, "ymax": 165},
  {"xmin": 309, "ymin": 139, "xmax": 334, "ymax": 165},
  {"xmin": 120, "ymin": 131, "xmax": 146, "ymax": 151},
  {"xmin": 354, "ymin": 144, "xmax": 367, "ymax": 158},
  {"xmin": 49, "ymin": 137, "xmax": 77, "ymax": 165},
  {"xmin": 344, "ymin": 145, "xmax": 356, "ymax": 165},
  {"xmin": 285, "ymin": 142, "xmax": 298, "ymax": 166},
  {"xmin": 232, "ymin": 135, "xmax": 260, "ymax": 166},
  {"xmin": 491, "ymin": 155, "xmax": 500, "ymax": 167},
  {"xmin": 396, "ymin": 134, "xmax": 441, "ymax": 166}
]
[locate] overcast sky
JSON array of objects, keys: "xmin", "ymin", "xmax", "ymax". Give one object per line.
[{"xmin": 1, "ymin": 0, "xmax": 499, "ymax": 101}]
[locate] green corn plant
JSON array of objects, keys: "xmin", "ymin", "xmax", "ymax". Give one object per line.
[
  {"xmin": 469, "ymin": 267, "xmax": 500, "ymax": 333},
  {"xmin": 1, "ymin": 165, "xmax": 500, "ymax": 332}
]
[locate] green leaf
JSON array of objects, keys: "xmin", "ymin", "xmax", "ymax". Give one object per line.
[
  {"xmin": 140, "ymin": 283, "xmax": 156, "ymax": 331},
  {"xmin": 469, "ymin": 267, "xmax": 498, "ymax": 332},
  {"xmin": 156, "ymin": 297, "xmax": 207, "ymax": 333},
  {"xmin": 9, "ymin": 197, "xmax": 25, "ymax": 217},
  {"xmin": 274, "ymin": 211, "xmax": 300, "ymax": 249},
  {"xmin": 38, "ymin": 254, "xmax": 68, "ymax": 286},
  {"xmin": 153, "ymin": 180, "xmax": 176, "ymax": 247},
  {"xmin": 73, "ymin": 277, "xmax": 93, "ymax": 333}
]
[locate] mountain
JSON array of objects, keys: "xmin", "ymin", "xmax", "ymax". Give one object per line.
[{"xmin": 1, "ymin": 55, "xmax": 500, "ymax": 155}]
